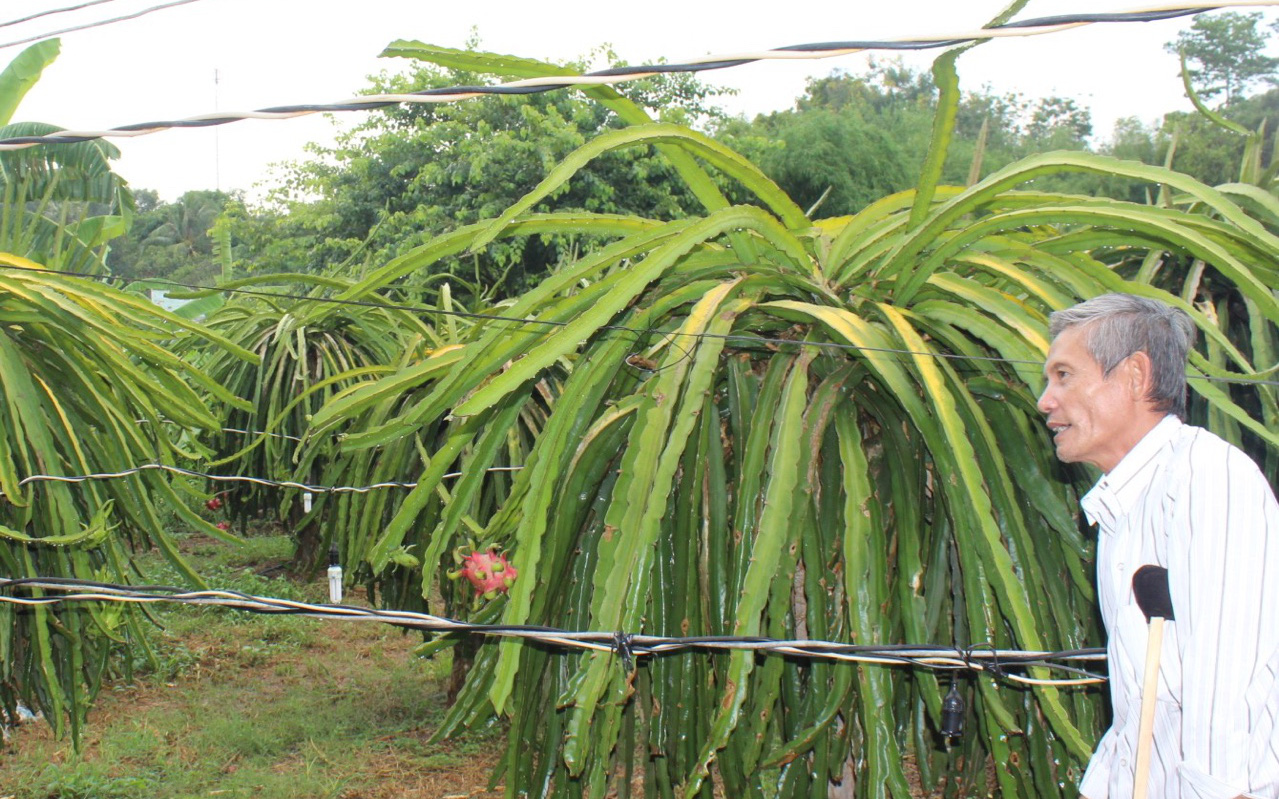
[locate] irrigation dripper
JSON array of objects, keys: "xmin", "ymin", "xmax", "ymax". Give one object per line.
[{"xmin": 327, "ymin": 544, "xmax": 343, "ymax": 604}]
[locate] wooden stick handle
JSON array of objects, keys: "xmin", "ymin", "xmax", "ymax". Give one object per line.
[{"xmin": 1133, "ymin": 616, "xmax": 1165, "ymax": 799}]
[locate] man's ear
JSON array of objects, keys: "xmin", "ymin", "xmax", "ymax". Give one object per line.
[{"xmin": 1126, "ymin": 351, "xmax": 1154, "ymax": 402}]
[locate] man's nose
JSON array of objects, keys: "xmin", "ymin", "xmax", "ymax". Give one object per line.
[{"xmin": 1036, "ymin": 386, "xmax": 1055, "ymax": 414}]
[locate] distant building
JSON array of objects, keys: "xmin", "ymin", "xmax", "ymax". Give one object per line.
[{"xmin": 149, "ymin": 290, "xmax": 192, "ymax": 314}]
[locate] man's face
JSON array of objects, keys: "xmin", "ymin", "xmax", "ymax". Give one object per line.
[{"xmin": 1037, "ymin": 325, "xmax": 1144, "ymax": 473}]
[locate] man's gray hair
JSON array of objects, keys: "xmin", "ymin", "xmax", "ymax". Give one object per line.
[{"xmin": 1049, "ymin": 293, "xmax": 1197, "ymax": 418}]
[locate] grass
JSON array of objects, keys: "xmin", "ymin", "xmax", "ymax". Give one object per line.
[{"xmin": 0, "ymin": 532, "xmax": 504, "ymax": 799}]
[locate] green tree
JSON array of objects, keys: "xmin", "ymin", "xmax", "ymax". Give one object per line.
[
  {"xmin": 0, "ymin": 254, "xmax": 255, "ymax": 741},
  {"xmin": 180, "ymin": 272, "xmax": 433, "ymax": 572},
  {"xmin": 1165, "ymin": 11, "xmax": 1278, "ymax": 105},
  {"xmin": 1027, "ymin": 95, "xmax": 1093, "ymax": 147},
  {"xmin": 732, "ymin": 60, "xmax": 1094, "ymax": 218},
  {"xmin": 219, "ymin": 44, "xmax": 731, "ymax": 297},
  {"xmin": 0, "ymin": 40, "xmax": 250, "ymax": 742},
  {"xmin": 742, "ymin": 108, "xmax": 910, "ymax": 215},
  {"xmin": 1154, "ymin": 88, "xmax": 1279, "ymax": 187},
  {"xmin": 107, "ymin": 189, "xmax": 233, "ymax": 282}
]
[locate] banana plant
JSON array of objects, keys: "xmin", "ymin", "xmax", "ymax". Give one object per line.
[
  {"xmin": 0, "ymin": 253, "xmax": 255, "ymax": 741},
  {"xmin": 0, "ymin": 40, "xmax": 134, "ymax": 274},
  {"xmin": 302, "ymin": 36, "xmax": 1279, "ymax": 799}
]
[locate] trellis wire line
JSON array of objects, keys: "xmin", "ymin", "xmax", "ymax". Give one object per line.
[
  {"xmin": 4, "ymin": 262, "xmax": 1277, "ymax": 387},
  {"xmin": 0, "ymin": 0, "xmax": 206, "ymax": 49},
  {"xmin": 4, "ymin": 462, "xmax": 525, "ymax": 496},
  {"xmin": 0, "ymin": 2, "xmax": 1273, "ymax": 149},
  {"xmin": 0, "ymin": 577, "xmax": 1107, "ymax": 685}
]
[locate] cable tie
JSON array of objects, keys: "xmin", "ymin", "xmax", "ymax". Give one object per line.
[
  {"xmin": 613, "ymin": 631, "xmax": 635, "ymax": 673},
  {"xmin": 967, "ymin": 643, "xmax": 1005, "ymax": 679},
  {"xmin": 987, "ymin": 649, "xmax": 1004, "ymax": 679}
]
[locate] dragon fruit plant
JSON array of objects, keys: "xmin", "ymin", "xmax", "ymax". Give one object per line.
[{"xmin": 447, "ymin": 543, "xmax": 518, "ymax": 599}]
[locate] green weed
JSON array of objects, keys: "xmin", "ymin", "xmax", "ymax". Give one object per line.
[{"xmin": 37, "ymin": 762, "xmax": 157, "ymax": 799}]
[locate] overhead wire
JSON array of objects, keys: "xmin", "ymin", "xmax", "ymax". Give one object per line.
[
  {"xmin": 0, "ymin": 0, "xmax": 124, "ymax": 30},
  {"xmin": 0, "ymin": 2, "xmax": 1275, "ymax": 148},
  {"xmin": 0, "ymin": 576, "xmax": 1108, "ymax": 685},
  {"xmin": 0, "ymin": 0, "xmax": 206, "ymax": 50},
  {"xmin": 3, "ymin": 261, "xmax": 1277, "ymax": 387}
]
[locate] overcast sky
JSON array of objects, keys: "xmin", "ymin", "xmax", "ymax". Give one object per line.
[{"xmin": 6, "ymin": 0, "xmax": 1272, "ymax": 201}]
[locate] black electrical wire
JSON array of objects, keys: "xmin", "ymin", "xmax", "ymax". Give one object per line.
[
  {"xmin": 0, "ymin": 576, "xmax": 1108, "ymax": 684},
  {"xmin": 0, "ymin": 3, "xmax": 1240, "ymax": 148},
  {"xmin": 991, "ymin": 7, "xmax": 1216, "ymax": 29}
]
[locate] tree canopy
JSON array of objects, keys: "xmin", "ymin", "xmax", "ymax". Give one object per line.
[
  {"xmin": 728, "ymin": 60, "xmax": 1095, "ymax": 217},
  {"xmin": 1165, "ymin": 11, "xmax": 1278, "ymax": 105},
  {"xmin": 106, "ymin": 189, "xmax": 234, "ymax": 283},
  {"xmin": 216, "ymin": 46, "xmax": 732, "ymax": 297}
]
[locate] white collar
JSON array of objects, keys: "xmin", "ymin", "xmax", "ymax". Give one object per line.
[{"xmin": 1080, "ymin": 415, "xmax": 1181, "ymax": 531}]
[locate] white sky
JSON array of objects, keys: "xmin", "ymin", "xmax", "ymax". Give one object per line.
[{"xmin": 6, "ymin": 0, "xmax": 1273, "ymax": 201}]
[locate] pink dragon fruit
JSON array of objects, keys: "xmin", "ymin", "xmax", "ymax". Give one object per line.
[{"xmin": 448, "ymin": 545, "xmax": 518, "ymax": 599}]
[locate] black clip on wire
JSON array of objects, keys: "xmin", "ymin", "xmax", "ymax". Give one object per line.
[{"xmin": 613, "ymin": 631, "xmax": 635, "ymax": 673}]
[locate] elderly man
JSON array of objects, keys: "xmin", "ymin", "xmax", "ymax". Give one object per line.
[{"xmin": 1037, "ymin": 293, "xmax": 1279, "ymax": 799}]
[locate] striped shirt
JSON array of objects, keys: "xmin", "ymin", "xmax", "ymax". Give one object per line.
[{"xmin": 1078, "ymin": 415, "xmax": 1279, "ymax": 799}]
